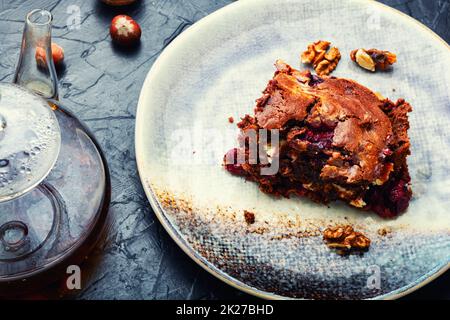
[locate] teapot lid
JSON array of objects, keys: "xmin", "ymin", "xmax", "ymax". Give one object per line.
[{"xmin": 0, "ymin": 83, "xmax": 60, "ymax": 202}]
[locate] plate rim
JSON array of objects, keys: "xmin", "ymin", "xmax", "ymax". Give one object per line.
[{"xmin": 135, "ymin": 0, "xmax": 450, "ymax": 300}]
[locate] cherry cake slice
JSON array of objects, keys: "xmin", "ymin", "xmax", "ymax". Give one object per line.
[{"xmin": 224, "ymin": 60, "xmax": 412, "ymax": 218}]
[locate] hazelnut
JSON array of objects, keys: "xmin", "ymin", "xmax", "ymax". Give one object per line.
[
  {"xmin": 355, "ymin": 49, "xmax": 376, "ymax": 72},
  {"xmin": 35, "ymin": 43, "xmax": 64, "ymax": 68}
]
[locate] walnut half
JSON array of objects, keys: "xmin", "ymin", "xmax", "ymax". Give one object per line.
[
  {"xmin": 350, "ymin": 48, "xmax": 397, "ymax": 72},
  {"xmin": 323, "ymin": 225, "xmax": 371, "ymax": 253},
  {"xmin": 301, "ymin": 40, "xmax": 341, "ymax": 76}
]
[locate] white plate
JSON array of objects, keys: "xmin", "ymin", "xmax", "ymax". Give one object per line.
[{"xmin": 136, "ymin": 0, "xmax": 450, "ymax": 299}]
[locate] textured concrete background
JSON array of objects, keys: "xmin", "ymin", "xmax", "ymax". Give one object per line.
[{"xmin": 0, "ymin": 0, "xmax": 448, "ymax": 299}]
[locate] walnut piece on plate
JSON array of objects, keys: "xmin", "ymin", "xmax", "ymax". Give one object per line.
[
  {"xmin": 323, "ymin": 225, "xmax": 371, "ymax": 253},
  {"xmin": 301, "ymin": 40, "xmax": 341, "ymax": 76},
  {"xmin": 350, "ymin": 48, "xmax": 397, "ymax": 72}
]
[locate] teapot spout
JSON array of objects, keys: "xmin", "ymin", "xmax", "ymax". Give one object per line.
[{"xmin": 13, "ymin": 9, "xmax": 59, "ymax": 100}]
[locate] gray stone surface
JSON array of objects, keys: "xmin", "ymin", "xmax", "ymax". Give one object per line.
[{"xmin": 0, "ymin": 0, "xmax": 448, "ymax": 299}]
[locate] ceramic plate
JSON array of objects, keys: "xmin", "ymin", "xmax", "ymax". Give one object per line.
[{"xmin": 136, "ymin": 0, "xmax": 450, "ymax": 299}]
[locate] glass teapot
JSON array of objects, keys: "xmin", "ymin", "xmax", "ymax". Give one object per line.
[{"xmin": 0, "ymin": 9, "xmax": 110, "ymax": 294}]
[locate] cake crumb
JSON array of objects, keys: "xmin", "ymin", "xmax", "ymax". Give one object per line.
[
  {"xmin": 228, "ymin": 116, "xmax": 234, "ymax": 123},
  {"xmin": 244, "ymin": 210, "xmax": 255, "ymax": 224},
  {"xmin": 377, "ymin": 227, "xmax": 392, "ymax": 236}
]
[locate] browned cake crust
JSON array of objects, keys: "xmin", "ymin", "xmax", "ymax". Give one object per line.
[{"xmin": 224, "ymin": 60, "xmax": 412, "ymax": 218}]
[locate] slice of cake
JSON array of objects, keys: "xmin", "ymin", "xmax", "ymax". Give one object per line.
[{"xmin": 224, "ymin": 60, "xmax": 412, "ymax": 218}]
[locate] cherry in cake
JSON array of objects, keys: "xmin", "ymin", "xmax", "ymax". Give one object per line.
[{"xmin": 224, "ymin": 60, "xmax": 412, "ymax": 218}]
